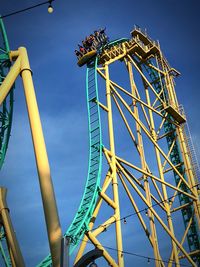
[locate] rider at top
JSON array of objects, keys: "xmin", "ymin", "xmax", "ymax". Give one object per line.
[{"xmin": 75, "ymin": 27, "xmax": 109, "ymax": 59}]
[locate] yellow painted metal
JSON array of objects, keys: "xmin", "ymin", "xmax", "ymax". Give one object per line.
[
  {"xmin": 177, "ymin": 126, "xmax": 200, "ymax": 227},
  {"xmin": 75, "ymin": 34, "xmax": 199, "ymax": 265},
  {"xmin": 92, "ymin": 216, "xmax": 116, "ymax": 237},
  {"xmin": 112, "ymin": 150, "xmax": 196, "ymax": 200},
  {"xmin": 0, "ymin": 188, "xmax": 25, "ymax": 267},
  {"xmin": 99, "ymin": 191, "xmax": 117, "ymax": 209},
  {"xmin": 74, "ymin": 171, "xmax": 113, "ymax": 265},
  {"xmin": 18, "ymin": 47, "xmax": 62, "ymax": 267},
  {"xmin": 171, "ymin": 202, "xmax": 192, "ymax": 213},
  {"xmin": 112, "ymin": 92, "xmax": 165, "ymax": 207},
  {"xmin": 9, "ymin": 50, "xmax": 19, "ymax": 60},
  {"xmin": 116, "ymin": 161, "xmax": 196, "ymax": 266},
  {"xmin": 165, "ymin": 70, "xmax": 178, "ymax": 108},
  {"xmin": 112, "ymin": 86, "xmax": 195, "ymax": 195},
  {"xmin": 97, "ymin": 68, "xmax": 165, "ymax": 122},
  {"xmin": 145, "ymin": 81, "xmax": 180, "ymax": 265},
  {"xmin": 97, "ymin": 100, "xmax": 109, "ymax": 112},
  {"xmin": 169, "ymin": 213, "xmax": 194, "ymax": 267},
  {"xmin": 10, "ymin": 251, "xmax": 17, "ymax": 267},
  {"xmin": 77, "ymin": 50, "xmax": 97, "ymax": 67},
  {"xmin": 128, "ymin": 60, "xmax": 161, "ymax": 266},
  {"xmin": 0, "ymin": 56, "xmax": 20, "ymax": 105},
  {"xmin": 105, "ymin": 63, "xmax": 124, "ymax": 266},
  {"xmin": 112, "ymin": 93, "xmax": 140, "ymax": 152},
  {"xmin": 86, "ymin": 231, "xmax": 118, "ymax": 267},
  {"xmin": 100, "ymin": 43, "xmax": 126, "ymax": 66},
  {"xmin": 0, "ymin": 28, "xmax": 198, "ymax": 267},
  {"xmin": 128, "ymin": 55, "xmax": 165, "ymax": 106},
  {"xmin": 118, "ymin": 172, "xmax": 152, "ymax": 238},
  {"xmin": 0, "ymin": 47, "xmax": 62, "ymax": 267},
  {"xmin": 118, "ymin": 173, "xmax": 165, "ymax": 267},
  {"xmin": 179, "ymin": 250, "xmax": 200, "ymax": 260},
  {"xmin": 164, "ymin": 60, "xmax": 200, "ymax": 228}
]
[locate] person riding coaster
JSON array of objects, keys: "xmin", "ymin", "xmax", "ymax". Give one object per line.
[{"xmin": 75, "ymin": 27, "xmax": 109, "ymax": 66}]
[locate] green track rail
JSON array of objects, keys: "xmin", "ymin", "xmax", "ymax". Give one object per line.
[
  {"xmin": 37, "ymin": 57, "xmax": 103, "ymax": 267},
  {"xmin": 142, "ymin": 59, "xmax": 200, "ymax": 265},
  {"xmin": 0, "ymin": 228, "xmax": 11, "ymax": 267},
  {"xmin": 99, "ymin": 37, "xmax": 129, "ymax": 53},
  {"xmin": 0, "ymin": 18, "xmax": 14, "ymax": 169},
  {"xmin": 0, "ymin": 18, "xmax": 13, "ymax": 267}
]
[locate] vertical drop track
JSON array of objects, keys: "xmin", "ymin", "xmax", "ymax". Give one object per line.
[{"xmin": 37, "ymin": 57, "xmax": 103, "ymax": 267}]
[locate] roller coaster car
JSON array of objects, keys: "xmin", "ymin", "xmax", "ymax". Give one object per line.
[{"xmin": 77, "ymin": 50, "xmax": 97, "ymax": 67}]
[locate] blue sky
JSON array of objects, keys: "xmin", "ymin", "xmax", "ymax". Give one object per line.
[{"xmin": 0, "ymin": 0, "xmax": 200, "ymax": 266}]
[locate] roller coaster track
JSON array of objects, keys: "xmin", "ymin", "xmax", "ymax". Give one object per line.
[
  {"xmin": 0, "ymin": 22, "xmax": 197, "ymax": 266},
  {"xmin": 37, "ymin": 29, "xmax": 200, "ymax": 266},
  {"xmin": 37, "ymin": 57, "xmax": 103, "ymax": 267},
  {"xmin": 0, "ymin": 18, "xmax": 14, "ymax": 169},
  {"xmin": 0, "ymin": 18, "xmax": 13, "ymax": 267}
]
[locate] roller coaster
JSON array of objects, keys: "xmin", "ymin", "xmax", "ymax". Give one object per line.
[{"xmin": 0, "ymin": 17, "xmax": 200, "ymax": 267}]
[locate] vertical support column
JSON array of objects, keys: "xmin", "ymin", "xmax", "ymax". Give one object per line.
[
  {"xmin": 60, "ymin": 236, "xmax": 70, "ymax": 267},
  {"xmin": 9, "ymin": 248, "xmax": 16, "ymax": 267},
  {"xmin": 165, "ymin": 72, "xmax": 178, "ymax": 108},
  {"xmin": 18, "ymin": 47, "xmax": 62, "ymax": 267},
  {"xmin": 0, "ymin": 55, "xmax": 21, "ymax": 105},
  {"xmin": 105, "ymin": 63, "xmax": 124, "ymax": 267},
  {"xmin": 159, "ymin": 53, "xmax": 178, "ymax": 108},
  {"xmin": 127, "ymin": 60, "xmax": 161, "ymax": 266},
  {"xmin": 144, "ymin": 86, "xmax": 180, "ymax": 266},
  {"xmin": 0, "ymin": 187, "xmax": 25, "ymax": 267}
]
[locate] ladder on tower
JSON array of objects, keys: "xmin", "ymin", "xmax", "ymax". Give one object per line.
[
  {"xmin": 65, "ymin": 57, "xmax": 103, "ymax": 252},
  {"xmin": 36, "ymin": 57, "xmax": 103, "ymax": 267}
]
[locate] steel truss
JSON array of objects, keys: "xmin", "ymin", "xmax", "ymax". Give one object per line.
[{"xmin": 74, "ymin": 27, "xmax": 200, "ymax": 267}]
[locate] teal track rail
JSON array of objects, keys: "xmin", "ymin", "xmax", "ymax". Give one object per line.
[
  {"xmin": 142, "ymin": 60, "xmax": 200, "ymax": 265},
  {"xmin": 37, "ymin": 57, "xmax": 102, "ymax": 267},
  {"xmin": 0, "ymin": 18, "xmax": 13, "ymax": 267},
  {"xmin": 106, "ymin": 38, "xmax": 129, "ymax": 48},
  {"xmin": 0, "ymin": 228, "xmax": 11, "ymax": 267},
  {"xmin": 99, "ymin": 38, "xmax": 129, "ymax": 54},
  {"xmin": 0, "ymin": 18, "xmax": 14, "ymax": 169}
]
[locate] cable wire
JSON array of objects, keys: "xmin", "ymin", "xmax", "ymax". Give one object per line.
[
  {"xmin": 0, "ymin": 0, "xmax": 55, "ymax": 19},
  {"xmin": 76, "ymin": 236, "xmax": 192, "ymax": 267},
  {"xmin": 91, "ymin": 183, "xmax": 198, "ymax": 231},
  {"xmin": 66, "ymin": 184, "xmax": 199, "ymax": 266}
]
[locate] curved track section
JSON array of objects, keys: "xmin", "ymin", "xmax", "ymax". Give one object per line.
[
  {"xmin": 0, "ymin": 18, "xmax": 14, "ymax": 169},
  {"xmin": 37, "ymin": 57, "xmax": 103, "ymax": 267},
  {"xmin": 65, "ymin": 57, "xmax": 102, "ymax": 251},
  {"xmin": 0, "ymin": 17, "xmax": 13, "ymax": 267}
]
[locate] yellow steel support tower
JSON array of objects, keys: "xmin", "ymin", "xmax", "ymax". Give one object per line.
[
  {"xmin": 0, "ymin": 47, "xmax": 62, "ymax": 267},
  {"xmin": 74, "ymin": 27, "xmax": 200, "ymax": 266}
]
